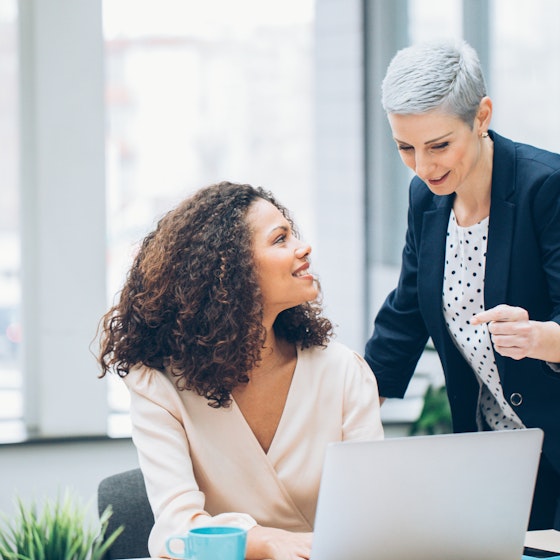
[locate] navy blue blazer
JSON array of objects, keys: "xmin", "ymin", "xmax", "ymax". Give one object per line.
[{"xmin": 365, "ymin": 130, "xmax": 560, "ymax": 473}]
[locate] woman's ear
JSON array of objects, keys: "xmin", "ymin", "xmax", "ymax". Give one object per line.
[{"xmin": 476, "ymin": 96, "xmax": 493, "ymax": 133}]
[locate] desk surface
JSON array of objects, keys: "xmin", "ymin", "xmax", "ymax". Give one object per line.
[
  {"xmin": 117, "ymin": 555, "xmax": 560, "ymax": 559},
  {"xmin": 116, "ymin": 530, "xmax": 560, "ymax": 560},
  {"xmin": 116, "ymin": 556, "xmax": 560, "ymax": 560},
  {"xmin": 525, "ymin": 530, "xmax": 560, "ymax": 554}
]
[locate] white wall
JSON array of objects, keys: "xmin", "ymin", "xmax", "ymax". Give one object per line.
[{"xmin": 0, "ymin": 437, "xmax": 139, "ymax": 519}]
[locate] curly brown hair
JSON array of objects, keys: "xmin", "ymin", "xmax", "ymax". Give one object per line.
[{"xmin": 98, "ymin": 181, "xmax": 333, "ymax": 407}]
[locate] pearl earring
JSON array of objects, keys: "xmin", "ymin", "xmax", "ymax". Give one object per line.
[{"xmin": 481, "ymin": 131, "xmax": 489, "ymax": 138}]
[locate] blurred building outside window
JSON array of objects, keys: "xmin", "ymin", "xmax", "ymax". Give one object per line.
[{"xmin": 490, "ymin": 0, "xmax": 560, "ymax": 151}]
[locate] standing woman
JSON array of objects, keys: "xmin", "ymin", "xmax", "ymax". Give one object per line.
[
  {"xmin": 99, "ymin": 181, "xmax": 383, "ymax": 559},
  {"xmin": 365, "ymin": 40, "xmax": 560, "ymax": 529}
]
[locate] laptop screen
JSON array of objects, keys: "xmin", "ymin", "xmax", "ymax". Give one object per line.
[{"xmin": 311, "ymin": 429, "xmax": 543, "ymax": 560}]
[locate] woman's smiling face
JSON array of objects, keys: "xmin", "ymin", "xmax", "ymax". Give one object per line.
[
  {"xmin": 246, "ymin": 198, "xmax": 318, "ymax": 321},
  {"xmin": 388, "ymin": 108, "xmax": 487, "ymax": 197}
]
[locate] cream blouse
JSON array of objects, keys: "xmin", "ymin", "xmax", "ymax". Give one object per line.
[{"xmin": 123, "ymin": 341, "xmax": 384, "ymax": 557}]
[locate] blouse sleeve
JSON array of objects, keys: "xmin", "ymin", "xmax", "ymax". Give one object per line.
[
  {"xmin": 123, "ymin": 369, "xmax": 256, "ymax": 558},
  {"xmin": 341, "ymin": 350, "xmax": 384, "ymax": 442}
]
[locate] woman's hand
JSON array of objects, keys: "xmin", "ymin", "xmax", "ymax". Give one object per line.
[
  {"xmin": 245, "ymin": 525, "xmax": 312, "ymax": 560},
  {"xmin": 471, "ymin": 304, "xmax": 560, "ymax": 363}
]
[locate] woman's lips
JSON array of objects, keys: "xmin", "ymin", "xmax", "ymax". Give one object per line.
[
  {"xmin": 292, "ymin": 262, "xmax": 311, "ymax": 278},
  {"xmin": 427, "ymin": 170, "xmax": 450, "ymax": 186}
]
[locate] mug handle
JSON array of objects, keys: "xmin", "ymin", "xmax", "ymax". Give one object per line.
[{"xmin": 165, "ymin": 534, "xmax": 191, "ymax": 559}]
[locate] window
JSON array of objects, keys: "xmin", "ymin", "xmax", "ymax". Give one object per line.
[
  {"xmin": 490, "ymin": 0, "xmax": 560, "ymax": 151},
  {"xmin": 7, "ymin": 1, "xmax": 560, "ymax": 441},
  {"xmin": 409, "ymin": 0, "xmax": 462, "ymax": 43}
]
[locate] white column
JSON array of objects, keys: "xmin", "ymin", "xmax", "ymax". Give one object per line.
[
  {"xmin": 19, "ymin": 0, "xmax": 108, "ymax": 436},
  {"xmin": 314, "ymin": 0, "xmax": 366, "ymax": 351},
  {"xmin": 364, "ymin": 0, "xmax": 410, "ymax": 320}
]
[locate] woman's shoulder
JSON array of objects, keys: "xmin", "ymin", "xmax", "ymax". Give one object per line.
[
  {"xmin": 122, "ymin": 364, "xmax": 192, "ymax": 419},
  {"xmin": 123, "ymin": 363, "xmax": 174, "ymax": 394},
  {"xmin": 494, "ymin": 130, "xmax": 560, "ymax": 174},
  {"xmin": 300, "ymin": 339, "xmax": 349, "ymax": 357},
  {"xmin": 485, "ymin": 131, "xmax": 560, "ymax": 219},
  {"xmin": 299, "ymin": 341, "xmax": 371, "ymax": 371},
  {"xmin": 516, "ymin": 144, "xmax": 560, "ymax": 171},
  {"xmin": 297, "ymin": 343, "xmax": 378, "ymax": 400}
]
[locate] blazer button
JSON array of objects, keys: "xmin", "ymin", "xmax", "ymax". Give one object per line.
[{"xmin": 509, "ymin": 393, "xmax": 523, "ymax": 407}]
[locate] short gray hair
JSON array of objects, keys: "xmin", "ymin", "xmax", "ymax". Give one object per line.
[{"xmin": 381, "ymin": 39, "xmax": 487, "ymax": 126}]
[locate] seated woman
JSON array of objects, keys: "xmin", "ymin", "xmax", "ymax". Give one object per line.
[{"xmin": 97, "ymin": 181, "xmax": 383, "ymax": 560}]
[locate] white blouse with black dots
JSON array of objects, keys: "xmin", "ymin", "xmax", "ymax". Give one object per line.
[{"xmin": 442, "ymin": 211, "xmax": 525, "ymax": 431}]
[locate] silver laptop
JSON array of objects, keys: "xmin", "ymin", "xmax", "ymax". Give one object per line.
[{"xmin": 311, "ymin": 429, "xmax": 543, "ymax": 560}]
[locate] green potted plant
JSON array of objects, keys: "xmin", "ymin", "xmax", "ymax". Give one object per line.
[
  {"xmin": 409, "ymin": 384, "xmax": 453, "ymax": 436},
  {"xmin": 0, "ymin": 490, "xmax": 123, "ymax": 560}
]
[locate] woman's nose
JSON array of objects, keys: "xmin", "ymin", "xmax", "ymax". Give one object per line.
[
  {"xmin": 414, "ymin": 152, "xmax": 433, "ymax": 177},
  {"xmin": 295, "ymin": 241, "xmax": 312, "ymax": 258}
]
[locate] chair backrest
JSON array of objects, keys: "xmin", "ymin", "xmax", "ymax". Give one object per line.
[{"xmin": 97, "ymin": 468, "xmax": 155, "ymax": 559}]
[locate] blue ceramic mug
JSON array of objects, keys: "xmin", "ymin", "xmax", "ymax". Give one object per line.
[{"xmin": 165, "ymin": 526, "xmax": 247, "ymax": 560}]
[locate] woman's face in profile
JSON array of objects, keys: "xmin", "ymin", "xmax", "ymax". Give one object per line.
[
  {"xmin": 388, "ymin": 109, "xmax": 488, "ymax": 197},
  {"xmin": 246, "ymin": 198, "xmax": 318, "ymax": 319}
]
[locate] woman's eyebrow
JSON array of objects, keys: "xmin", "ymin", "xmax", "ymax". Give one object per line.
[
  {"xmin": 266, "ymin": 224, "xmax": 289, "ymax": 237},
  {"xmin": 393, "ymin": 131, "xmax": 453, "ymax": 145},
  {"xmin": 424, "ymin": 132, "xmax": 453, "ymax": 144}
]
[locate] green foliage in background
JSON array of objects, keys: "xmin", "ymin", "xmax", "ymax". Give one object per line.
[
  {"xmin": 409, "ymin": 384, "xmax": 453, "ymax": 436},
  {"xmin": 0, "ymin": 491, "xmax": 123, "ymax": 560}
]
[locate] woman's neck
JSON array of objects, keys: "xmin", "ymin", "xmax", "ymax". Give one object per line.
[
  {"xmin": 454, "ymin": 134, "xmax": 494, "ymax": 227},
  {"xmin": 251, "ymin": 329, "xmax": 295, "ymax": 381},
  {"xmin": 231, "ymin": 328, "xmax": 297, "ymax": 454}
]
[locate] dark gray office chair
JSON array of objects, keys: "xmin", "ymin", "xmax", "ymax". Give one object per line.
[{"xmin": 97, "ymin": 468, "xmax": 155, "ymax": 559}]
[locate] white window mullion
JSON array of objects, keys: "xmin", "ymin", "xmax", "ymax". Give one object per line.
[{"xmin": 19, "ymin": 0, "xmax": 108, "ymax": 437}]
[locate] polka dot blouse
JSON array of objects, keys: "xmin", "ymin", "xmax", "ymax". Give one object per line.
[{"xmin": 442, "ymin": 211, "xmax": 525, "ymax": 431}]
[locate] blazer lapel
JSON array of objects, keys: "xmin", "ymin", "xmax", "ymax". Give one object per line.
[
  {"xmin": 484, "ymin": 132, "xmax": 516, "ymax": 310},
  {"xmin": 482, "ymin": 132, "xmax": 517, "ymax": 377},
  {"xmin": 418, "ymin": 193, "xmax": 453, "ymax": 341}
]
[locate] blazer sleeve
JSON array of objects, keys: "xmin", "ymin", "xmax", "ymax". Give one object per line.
[
  {"xmin": 533, "ymin": 167, "xmax": 560, "ymax": 324},
  {"xmin": 532, "ymin": 167, "xmax": 560, "ymax": 374},
  {"xmin": 364, "ymin": 182, "xmax": 430, "ymax": 398}
]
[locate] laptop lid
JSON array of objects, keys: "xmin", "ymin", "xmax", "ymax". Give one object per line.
[{"xmin": 311, "ymin": 429, "xmax": 544, "ymax": 560}]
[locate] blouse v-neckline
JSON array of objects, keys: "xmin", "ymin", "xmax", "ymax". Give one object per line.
[{"xmin": 231, "ymin": 347, "xmax": 301, "ymax": 458}]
